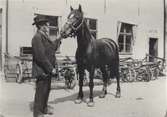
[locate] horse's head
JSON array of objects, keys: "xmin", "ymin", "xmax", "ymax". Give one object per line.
[{"xmin": 60, "ymin": 4, "xmax": 84, "ymax": 38}]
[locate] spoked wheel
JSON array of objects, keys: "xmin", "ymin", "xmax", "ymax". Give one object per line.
[
  {"xmin": 65, "ymin": 75, "xmax": 76, "ymax": 89},
  {"xmin": 144, "ymin": 68, "xmax": 151, "ymax": 82},
  {"xmin": 64, "ymin": 68, "xmax": 76, "ymax": 89},
  {"xmin": 65, "ymin": 78, "xmax": 76, "ymax": 89},
  {"xmin": 136, "ymin": 74, "xmax": 143, "ymax": 81},
  {"xmin": 136, "ymin": 69, "xmax": 145, "ymax": 82},
  {"xmin": 120, "ymin": 68, "xmax": 128, "ymax": 82},
  {"xmin": 4, "ymin": 65, "xmax": 9, "ymax": 81},
  {"xmin": 136, "ymin": 68, "xmax": 151, "ymax": 82},
  {"xmin": 16, "ymin": 64, "xmax": 23, "ymax": 83},
  {"xmin": 83, "ymin": 72, "xmax": 88, "ymax": 86},
  {"xmin": 150, "ymin": 68, "xmax": 159, "ymax": 80},
  {"xmin": 126, "ymin": 69, "xmax": 136, "ymax": 82}
]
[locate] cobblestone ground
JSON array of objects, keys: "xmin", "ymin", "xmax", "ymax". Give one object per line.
[{"xmin": 0, "ymin": 75, "xmax": 166, "ymax": 117}]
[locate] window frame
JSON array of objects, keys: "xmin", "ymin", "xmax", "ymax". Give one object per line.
[
  {"xmin": 118, "ymin": 23, "xmax": 134, "ymax": 55},
  {"xmin": 85, "ymin": 18, "xmax": 98, "ymax": 39},
  {"xmin": 34, "ymin": 14, "xmax": 61, "ymax": 53},
  {"xmin": 34, "ymin": 14, "xmax": 59, "ymax": 37}
]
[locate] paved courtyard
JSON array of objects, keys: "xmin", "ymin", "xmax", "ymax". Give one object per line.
[{"xmin": 0, "ymin": 75, "xmax": 166, "ymax": 117}]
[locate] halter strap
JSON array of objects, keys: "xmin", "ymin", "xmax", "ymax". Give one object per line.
[{"xmin": 70, "ymin": 18, "xmax": 84, "ymax": 31}]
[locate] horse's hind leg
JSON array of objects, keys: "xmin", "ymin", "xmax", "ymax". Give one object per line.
[
  {"xmin": 114, "ymin": 63, "xmax": 121, "ymax": 98},
  {"xmin": 99, "ymin": 66, "xmax": 108, "ymax": 98}
]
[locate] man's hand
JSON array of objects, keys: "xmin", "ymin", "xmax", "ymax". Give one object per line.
[
  {"xmin": 52, "ymin": 68, "xmax": 57, "ymax": 75},
  {"xmin": 51, "ymin": 34, "xmax": 62, "ymax": 42},
  {"xmin": 56, "ymin": 34, "xmax": 62, "ymax": 41},
  {"xmin": 57, "ymin": 34, "xmax": 62, "ymax": 39}
]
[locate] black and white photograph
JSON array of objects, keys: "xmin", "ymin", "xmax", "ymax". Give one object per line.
[{"xmin": 0, "ymin": 0, "xmax": 166, "ymax": 117}]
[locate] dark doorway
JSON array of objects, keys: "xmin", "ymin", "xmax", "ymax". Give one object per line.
[{"xmin": 149, "ymin": 38, "xmax": 158, "ymax": 62}]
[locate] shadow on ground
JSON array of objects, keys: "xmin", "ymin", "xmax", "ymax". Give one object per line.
[
  {"xmin": 29, "ymin": 89, "xmax": 116, "ymax": 112},
  {"xmin": 49, "ymin": 90, "xmax": 115, "ymax": 104}
]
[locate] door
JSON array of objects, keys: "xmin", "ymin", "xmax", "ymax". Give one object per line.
[{"xmin": 149, "ymin": 38, "xmax": 158, "ymax": 62}]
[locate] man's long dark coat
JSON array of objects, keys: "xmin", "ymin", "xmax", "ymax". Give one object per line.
[{"xmin": 31, "ymin": 30, "xmax": 61, "ymax": 78}]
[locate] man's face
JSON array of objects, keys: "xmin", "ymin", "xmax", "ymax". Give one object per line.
[{"xmin": 40, "ymin": 22, "xmax": 49, "ymax": 33}]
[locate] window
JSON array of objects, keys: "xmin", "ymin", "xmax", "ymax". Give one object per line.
[
  {"xmin": 118, "ymin": 23, "xmax": 134, "ymax": 54},
  {"xmin": 35, "ymin": 14, "xmax": 59, "ymax": 41},
  {"xmin": 85, "ymin": 18, "xmax": 97, "ymax": 39},
  {"xmin": 20, "ymin": 47, "xmax": 32, "ymax": 57},
  {"xmin": 35, "ymin": 14, "xmax": 61, "ymax": 53}
]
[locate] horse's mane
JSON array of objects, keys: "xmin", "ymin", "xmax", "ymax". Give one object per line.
[{"xmin": 77, "ymin": 19, "xmax": 95, "ymax": 43}]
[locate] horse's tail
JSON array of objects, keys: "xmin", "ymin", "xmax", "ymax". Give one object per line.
[
  {"xmin": 107, "ymin": 38, "xmax": 120, "ymax": 78},
  {"xmin": 112, "ymin": 39, "xmax": 120, "ymax": 64},
  {"xmin": 107, "ymin": 38, "xmax": 120, "ymax": 61},
  {"xmin": 114, "ymin": 41, "xmax": 120, "ymax": 79}
]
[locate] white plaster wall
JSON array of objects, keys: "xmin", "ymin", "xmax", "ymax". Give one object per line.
[
  {"xmin": 7, "ymin": 0, "xmax": 34, "ymax": 56},
  {"xmin": 6, "ymin": 0, "xmax": 164, "ymax": 59},
  {"xmin": 134, "ymin": 0, "xmax": 164, "ymax": 59},
  {"xmin": 0, "ymin": 0, "xmax": 8, "ymax": 69}
]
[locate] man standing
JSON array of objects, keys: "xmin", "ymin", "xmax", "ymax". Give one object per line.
[{"xmin": 32, "ymin": 15, "xmax": 61, "ymax": 117}]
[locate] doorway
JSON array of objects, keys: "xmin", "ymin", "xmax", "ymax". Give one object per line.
[{"xmin": 149, "ymin": 38, "xmax": 158, "ymax": 62}]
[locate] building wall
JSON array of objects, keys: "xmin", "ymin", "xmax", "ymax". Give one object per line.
[
  {"xmin": 0, "ymin": 0, "xmax": 8, "ymax": 69},
  {"xmin": 4, "ymin": 0, "xmax": 164, "ymax": 60}
]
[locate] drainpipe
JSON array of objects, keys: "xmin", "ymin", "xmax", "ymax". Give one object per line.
[
  {"xmin": 6, "ymin": 0, "xmax": 8, "ymax": 54},
  {"xmin": 163, "ymin": 0, "xmax": 166, "ymax": 60}
]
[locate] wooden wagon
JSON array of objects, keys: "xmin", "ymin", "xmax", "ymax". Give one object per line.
[
  {"xmin": 119, "ymin": 54, "xmax": 166, "ymax": 82},
  {"xmin": 4, "ymin": 47, "xmax": 32, "ymax": 83}
]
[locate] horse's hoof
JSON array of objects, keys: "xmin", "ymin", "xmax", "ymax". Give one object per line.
[
  {"xmin": 99, "ymin": 94, "xmax": 106, "ymax": 98},
  {"xmin": 99, "ymin": 90, "xmax": 107, "ymax": 98},
  {"xmin": 87, "ymin": 101, "xmax": 95, "ymax": 107},
  {"xmin": 115, "ymin": 93, "xmax": 121, "ymax": 98},
  {"xmin": 74, "ymin": 99, "xmax": 83, "ymax": 104}
]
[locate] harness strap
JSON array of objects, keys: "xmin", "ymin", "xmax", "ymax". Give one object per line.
[{"xmin": 71, "ymin": 18, "xmax": 84, "ymax": 31}]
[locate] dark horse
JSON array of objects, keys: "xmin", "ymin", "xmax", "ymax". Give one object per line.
[{"xmin": 60, "ymin": 5, "xmax": 121, "ymax": 107}]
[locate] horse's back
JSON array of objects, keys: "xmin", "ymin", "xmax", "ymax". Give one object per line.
[
  {"xmin": 87, "ymin": 38, "xmax": 119, "ymax": 66},
  {"xmin": 94, "ymin": 38, "xmax": 118, "ymax": 56},
  {"xmin": 96, "ymin": 38, "xmax": 118, "ymax": 48}
]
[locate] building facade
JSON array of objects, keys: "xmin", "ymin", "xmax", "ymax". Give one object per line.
[{"xmin": 0, "ymin": 0, "xmax": 165, "ymax": 70}]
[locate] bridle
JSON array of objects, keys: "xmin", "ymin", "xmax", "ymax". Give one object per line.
[
  {"xmin": 70, "ymin": 17, "xmax": 84, "ymax": 31},
  {"xmin": 65, "ymin": 16, "xmax": 84, "ymax": 37}
]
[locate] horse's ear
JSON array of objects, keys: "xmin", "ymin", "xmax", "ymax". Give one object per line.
[
  {"xmin": 70, "ymin": 6, "xmax": 73, "ymax": 11},
  {"xmin": 78, "ymin": 4, "xmax": 82, "ymax": 12}
]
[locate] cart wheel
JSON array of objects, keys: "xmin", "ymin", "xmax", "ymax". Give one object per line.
[
  {"xmin": 151, "ymin": 68, "xmax": 159, "ymax": 80},
  {"xmin": 4, "ymin": 65, "xmax": 9, "ymax": 81},
  {"xmin": 64, "ymin": 68, "xmax": 76, "ymax": 89},
  {"xmin": 136, "ymin": 70, "xmax": 145, "ymax": 82},
  {"xmin": 120, "ymin": 68, "xmax": 129, "ymax": 82},
  {"xmin": 65, "ymin": 76, "xmax": 76, "ymax": 89},
  {"xmin": 136, "ymin": 74, "xmax": 143, "ymax": 81},
  {"xmin": 126, "ymin": 69, "xmax": 136, "ymax": 82},
  {"xmin": 65, "ymin": 77, "xmax": 76, "ymax": 89},
  {"xmin": 143, "ymin": 68, "xmax": 151, "ymax": 82},
  {"xmin": 16, "ymin": 64, "xmax": 23, "ymax": 83}
]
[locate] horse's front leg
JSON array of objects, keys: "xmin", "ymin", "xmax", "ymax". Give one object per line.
[
  {"xmin": 75, "ymin": 67, "xmax": 85, "ymax": 104},
  {"xmin": 87, "ymin": 66, "xmax": 95, "ymax": 107}
]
